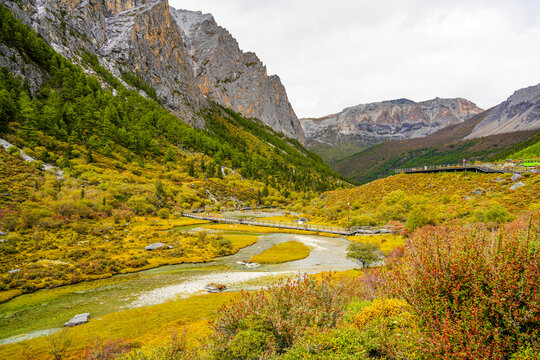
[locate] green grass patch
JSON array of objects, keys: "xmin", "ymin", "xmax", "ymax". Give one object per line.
[{"xmin": 249, "ymin": 241, "xmax": 310, "ymax": 264}]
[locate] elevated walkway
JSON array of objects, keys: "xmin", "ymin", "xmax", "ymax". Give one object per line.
[
  {"xmin": 394, "ymin": 164, "xmax": 524, "ymax": 175},
  {"xmin": 183, "ymin": 213, "xmax": 393, "ymax": 236}
]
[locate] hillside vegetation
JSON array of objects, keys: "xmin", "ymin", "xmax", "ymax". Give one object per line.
[
  {"xmin": 331, "ymin": 110, "xmax": 538, "ymax": 184},
  {"xmin": 298, "ymin": 171, "xmax": 538, "ymax": 231}
]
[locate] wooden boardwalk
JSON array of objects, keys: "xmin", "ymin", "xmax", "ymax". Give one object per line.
[
  {"xmin": 183, "ymin": 213, "xmax": 393, "ymax": 236},
  {"xmin": 394, "ymin": 164, "xmax": 523, "ymax": 175}
]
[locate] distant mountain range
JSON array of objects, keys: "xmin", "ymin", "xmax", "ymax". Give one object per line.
[
  {"xmin": 330, "ymin": 105, "xmax": 539, "ymax": 184},
  {"xmin": 300, "ymin": 98, "xmax": 483, "ymax": 162}
]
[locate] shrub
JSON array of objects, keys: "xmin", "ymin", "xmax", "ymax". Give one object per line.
[
  {"xmin": 7, "ymin": 145, "xmax": 19, "ymax": 155},
  {"xmin": 53, "ymin": 199, "xmax": 95, "ymax": 219},
  {"xmin": 346, "ymin": 243, "xmax": 382, "ymax": 268},
  {"xmin": 484, "ymin": 203, "xmax": 512, "ymax": 224},
  {"xmin": 112, "ymin": 209, "xmax": 133, "ymax": 224},
  {"xmin": 386, "ymin": 220, "xmax": 540, "ymax": 359},
  {"xmin": 127, "ymin": 196, "xmax": 153, "ymax": 215},
  {"xmin": 352, "ymin": 298, "xmax": 412, "ymax": 329},
  {"xmin": 210, "ymin": 275, "xmax": 367, "ymax": 358},
  {"xmin": 125, "ymin": 257, "xmax": 149, "ymax": 268},
  {"xmin": 1, "ymin": 216, "xmax": 19, "ymax": 231},
  {"xmin": 351, "ymin": 214, "xmax": 377, "ymax": 227},
  {"xmin": 84, "ymin": 339, "xmax": 137, "ymax": 360},
  {"xmin": 405, "ymin": 204, "xmax": 436, "ymax": 231},
  {"xmin": 158, "ymin": 208, "xmax": 169, "ymax": 219},
  {"xmin": 20, "ymin": 206, "xmax": 52, "ymax": 228}
]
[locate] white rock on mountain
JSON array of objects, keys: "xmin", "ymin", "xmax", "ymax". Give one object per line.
[
  {"xmin": 465, "ymin": 83, "xmax": 540, "ymax": 139},
  {"xmin": 300, "ymin": 97, "xmax": 483, "ymax": 149}
]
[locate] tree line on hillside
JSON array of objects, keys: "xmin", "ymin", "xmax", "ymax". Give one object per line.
[{"xmin": 0, "ymin": 4, "xmax": 341, "ymax": 194}]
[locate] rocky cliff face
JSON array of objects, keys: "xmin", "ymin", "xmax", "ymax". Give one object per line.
[
  {"xmin": 6, "ymin": 0, "xmax": 205, "ymax": 124},
  {"xmin": 2, "ymin": 0, "xmax": 303, "ymax": 138},
  {"xmin": 465, "ymin": 83, "xmax": 540, "ymax": 139},
  {"xmin": 300, "ymin": 97, "xmax": 483, "ymax": 156},
  {"xmin": 170, "ymin": 9, "xmax": 303, "ymax": 140}
]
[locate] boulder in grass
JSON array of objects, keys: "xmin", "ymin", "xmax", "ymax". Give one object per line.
[
  {"xmin": 511, "ymin": 174, "xmax": 522, "ymax": 182},
  {"xmin": 472, "ymin": 187, "xmax": 486, "ymax": 196},
  {"xmin": 145, "ymin": 242, "xmax": 173, "ymax": 251},
  {"xmin": 509, "ymin": 182, "xmax": 525, "ymax": 190},
  {"xmin": 64, "ymin": 313, "xmax": 90, "ymax": 327}
]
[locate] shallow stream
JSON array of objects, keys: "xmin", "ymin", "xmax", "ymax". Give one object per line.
[{"xmin": 0, "ymin": 231, "xmax": 357, "ymax": 345}]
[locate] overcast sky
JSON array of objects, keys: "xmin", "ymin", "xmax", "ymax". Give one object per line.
[{"xmin": 170, "ymin": 0, "xmax": 540, "ymax": 118}]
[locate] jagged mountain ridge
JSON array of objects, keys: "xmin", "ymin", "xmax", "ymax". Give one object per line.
[
  {"xmin": 466, "ymin": 83, "xmax": 540, "ymax": 139},
  {"xmin": 3, "ymin": 0, "xmax": 303, "ymax": 139},
  {"xmin": 299, "ymin": 97, "xmax": 483, "ymax": 161},
  {"xmin": 170, "ymin": 8, "xmax": 304, "ymax": 141}
]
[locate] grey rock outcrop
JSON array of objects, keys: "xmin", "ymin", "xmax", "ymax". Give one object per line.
[
  {"xmin": 509, "ymin": 181, "xmax": 526, "ymax": 191},
  {"xmin": 511, "ymin": 174, "xmax": 522, "ymax": 182},
  {"xmin": 300, "ymin": 97, "xmax": 483, "ymax": 152},
  {"xmin": 466, "ymin": 83, "xmax": 540, "ymax": 139},
  {"xmin": 472, "ymin": 187, "xmax": 486, "ymax": 196},
  {"xmin": 145, "ymin": 242, "xmax": 173, "ymax": 250},
  {"xmin": 15, "ymin": 0, "xmax": 206, "ymax": 125},
  {"xmin": 170, "ymin": 9, "xmax": 304, "ymax": 140},
  {"xmin": 64, "ymin": 313, "xmax": 90, "ymax": 327}
]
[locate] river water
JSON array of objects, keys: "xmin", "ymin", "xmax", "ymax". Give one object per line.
[{"xmin": 0, "ymin": 231, "xmax": 357, "ymax": 345}]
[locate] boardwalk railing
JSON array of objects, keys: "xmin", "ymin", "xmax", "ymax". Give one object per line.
[
  {"xmin": 394, "ymin": 163, "xmax": 527, "ymax": 175},
  {"xmin": 189, "ymin": 206, "xmax": 278, "ymax": 214},
  {"xmin": 183, "ymin": 213, "xmax": 394, "ymax": 236}
]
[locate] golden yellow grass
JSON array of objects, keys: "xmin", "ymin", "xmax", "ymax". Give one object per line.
[
  {"xmin": 249, "ymin": 241, "xmax": 311, "ymax": 264},
  {"xmin": 0, "ymin": 290, "xmax": 22, "ymax": 303},
  {"xmin": 202, "ymin": 223, "xmax": 341, "ymax": 237},
  {"xmin": 0, "ymin": 217, "xmax": 242, "ymax": 303},
  {"xmin": 223, "ymin": 234, "xmax": 259, "ymax": 251},
  {"xmin": 347, "ymin": 234, "xmax": 406, "ymax": 255},
  {"xmin": 305, "ymin": 172, "xmax": 540, "ymax": 226},
  {"xmin": 0, "ymin": 292, "xmax": 237, "ymax": 360},
  {"xmin": 129, "ymin": 217, "xmax": 210, "ymax": 231}
]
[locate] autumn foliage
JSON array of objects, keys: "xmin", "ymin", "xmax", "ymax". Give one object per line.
[{"xmin": 387, "ymin": 219, "xmax": 540, "ymax": 359}]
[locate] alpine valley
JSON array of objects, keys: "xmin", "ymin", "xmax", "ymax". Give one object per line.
[{"xmin": 0, "ymin": 1, "xmax": 538, "ymax": 360}]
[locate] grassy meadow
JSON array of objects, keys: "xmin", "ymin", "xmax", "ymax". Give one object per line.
[{"xmin": 249, "ymin": 241, "xmax": 311, "ymax": 264}]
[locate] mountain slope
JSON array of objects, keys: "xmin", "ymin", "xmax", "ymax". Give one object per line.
[
  {"xmin": 332, "ymin": 110, "xmax": 538, "ymax": 184},
  {"xmin": 0, "ymin": 2, "xmax": 347, "ymax": 301},
  {"xmin": 300, "ymin": 97, "xmax": 483, "ymax": 162},
  {"xmin": 0, "ymin": 3, "xmax": 342, "ymax": 196},
  {"xmin": 4, "ymin": 0, "xmax": 303, "ymax": 139},
  {"xmin": 466, "ymin": 83, "xmax": 540, "ymax": 139}
]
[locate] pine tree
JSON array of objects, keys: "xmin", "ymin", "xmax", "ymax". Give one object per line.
[{"xmin": 155, "ymin": 180, "xmax": 166, "ymax": 210}]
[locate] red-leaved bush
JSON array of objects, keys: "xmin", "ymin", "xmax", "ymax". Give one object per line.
[
  {"xmin": 209, "ymin": 274, "xmax": 368, "ymax": 358},
  {"xmin": 387, "ymin": 218, "xmax": 540, "ymax": 359}
]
